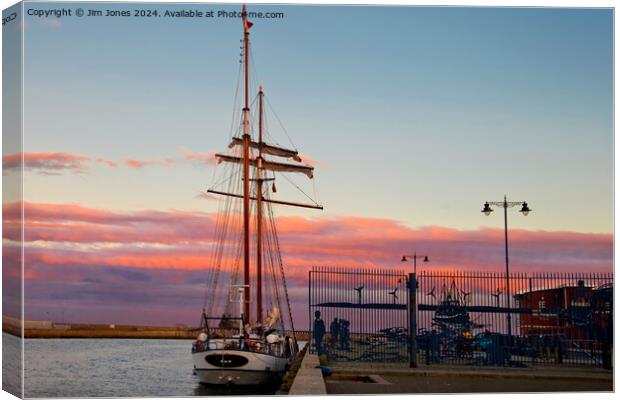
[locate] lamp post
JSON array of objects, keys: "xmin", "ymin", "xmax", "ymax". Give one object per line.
[
  {"xmin": 481, "ymin": 196, "xmax": 531, "ymax": 338},
  {"xmin": 401, "ymin": 253, "xmax": 428, "ymax": 368},
  {"xmin": 401, "ymin": 253, "xmax": 428, "ymax": 369},
  {"xmin": 401, "ymin": 253, "xmax": 430, "ymax": 275}
]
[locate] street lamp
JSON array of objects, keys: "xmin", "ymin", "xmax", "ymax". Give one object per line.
[
  {"xmin": 481, "ymin": 195, "xmax": 531, "ymax": 338},
  {"xmin": 401, "ymin": 253, "xmax": 429, "ymax": 275},
  {"xmin": 401, "ymin": 252, "xmax": 429, "ymax": 369}
]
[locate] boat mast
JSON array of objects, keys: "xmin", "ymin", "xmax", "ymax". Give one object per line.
[
  {"xmin": 242, "ymin": 4, "xmax": 252, "ymax": 323},
  {"xmin": 208, "ymin": 5, "xmax": 323, "ymax": 330},
  {"xmin": 256, "ymin": 85, "xmax": 264, "ymax": 323}
]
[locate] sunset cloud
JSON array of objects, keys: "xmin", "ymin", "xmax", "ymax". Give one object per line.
[
  {"xmin": 181, "ymin": 147, "xmax": 218, "ymax": 166},
  {"xmin": 6, "ymin": 201, "xmax": 611, "ymax": 325},
  {"xmin": 5, "ymin": 201, "xmax": 612, "ymax": 274},
  {"xmin": 2, "ymin": 148, "xmax": 220, "ymax": 175},
  {"xmin": 3, "ymin": 148, "xmax": 317, "ymax": 176},
  {"xmin": 122, "ymin": 147, "xmax": 219, "ymax": 169},
  {"xmin": 124, "ymin": 158, "xmax": 177, "ymax": 169},
  {"xmin": 297, "ymin": 153, "xmax": 321, "ymax": 167},
  {"xmin": 94, "ymin": 158, "xmax": 118, "ymax": 168},
  {"xmin": 3, "ymin": 152, "xmax": 90, "ymax": 175},
  {"xmin": 3, "ymin": 152, "xmax": 119, "ymax": 175},
  {"xmin": 4, "ymin": 202, "xmax": 215, "ymax": 243}
]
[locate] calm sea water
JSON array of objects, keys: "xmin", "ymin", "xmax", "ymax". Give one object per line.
[
  {"xmin": 23, "ymin": 337, "xmax": 288, "ymax": 398},
  {"xmin": 3, "ymin": 333, "xmax": 22, "ymax": 397}
]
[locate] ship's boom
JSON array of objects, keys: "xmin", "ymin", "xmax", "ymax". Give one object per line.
[
  {"xmin": 216, "ymin": 153, "xmax": 314, "ymax": 178},
  {"xmin": 207, "ymin": 189, "xmax": 323, "ymax": 210},
  {"xmin": 228, "ymin": 137, "xmax": 302, "ymax": 162}
]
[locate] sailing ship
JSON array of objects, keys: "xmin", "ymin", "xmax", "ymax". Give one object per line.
[{"xmin": 191, "ymin": 5, "xmax": 322, "ymax": 386}]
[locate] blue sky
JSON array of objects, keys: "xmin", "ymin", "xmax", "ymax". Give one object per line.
[{"xmin": 19, "ymin": 4, "xmax": 612, "ymax": 233}]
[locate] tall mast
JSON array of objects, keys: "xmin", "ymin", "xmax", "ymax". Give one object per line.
[
  {"xmin": 207, "ymin": 5, "xmax": 323, "ymax": 330},
  {"xmin": 241, "ymin": 5, "xmax": 252, "ymax": 323},
  {"xmin": 256, "ymin": 85, "xmax": 264, "ymax": 323}
]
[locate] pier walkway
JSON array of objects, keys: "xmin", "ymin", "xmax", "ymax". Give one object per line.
[
  {"xmin": 288, "ymin": 351, "xmax": 327, "ymax": 395},
  {"xmin": 324, "ymin": 363, "xmax": 613, "ymax": 394}
]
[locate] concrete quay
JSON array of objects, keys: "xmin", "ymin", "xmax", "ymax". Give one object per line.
[
  {"xmin": 328, "ymin": 362, "xmax": 613, "ymax": 380},
  {"xmin": 323, "ymin": 363, "xmax": 613, "ymax": 394},
  {"xmin": 286, "ymin": 355, "xmax": 613, "ymax": 395},
  {"xmin": 288, "ymin": 351, "xmax": 327, "ymax": 395}
]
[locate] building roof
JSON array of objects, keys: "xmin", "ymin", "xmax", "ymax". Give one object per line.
[{"xmin": 513, "ymin": 284, "xmax": 594, "ymax": 297}]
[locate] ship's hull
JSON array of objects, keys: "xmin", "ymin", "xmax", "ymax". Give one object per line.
[{"xmin": 192, "ymin": 348, "xmax": 290, "ymax": 385}]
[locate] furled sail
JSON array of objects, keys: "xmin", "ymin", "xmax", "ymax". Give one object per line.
[
  {"xmin": 216, "ymin": 153, "xmax": 314, "ymax": 178},
  {"xmin": 264, "ymin": 305, "xmax": 280, "ymax": 329},
  {"xmin": 228, "ymin": 137, "xmax": 302, "ymax": 162}
]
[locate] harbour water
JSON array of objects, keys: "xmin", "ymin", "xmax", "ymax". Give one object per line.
[
  {"xmin": 21, "ymin": 335, "xmax": 288, "ymax": 397},
  {"xmin": 2, "ymin": 333, "xmax": 21, "ymax": 397}
]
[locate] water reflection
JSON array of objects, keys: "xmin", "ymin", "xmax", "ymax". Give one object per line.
[{"xmin": 23, "ymin": 338, "xmax": 288, "ymax": 397}]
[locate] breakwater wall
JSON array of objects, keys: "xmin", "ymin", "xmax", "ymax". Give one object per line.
[{"xmin": 2, "ymin": 317, "xmax": 311, "ymax": 340}]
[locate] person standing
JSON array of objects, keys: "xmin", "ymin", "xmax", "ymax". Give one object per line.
[
  {"xmin": 330, "ymin": 317, "xmax": 340, "ymax": 349},
  {"xmin": 340, "ymin": 320, "xmax": 350, "ymax": 350},
  {"xmin": 313, "ymin": 310, "xmax": 326, "ymax": 355}
]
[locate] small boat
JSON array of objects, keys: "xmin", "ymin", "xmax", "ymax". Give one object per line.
[
  {"xmin": 432, "ymin": 281, "xmax": 482, "ymax": 335},
  {"xmin": 191, "ymin": 4, "xmax": 322, "ymax": 386}
]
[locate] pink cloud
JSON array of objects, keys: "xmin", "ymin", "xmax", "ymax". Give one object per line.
[
  {"xmin": 3, "ymin": 201, "xmax": 612, "ymax": 278},
  {"xmin": 3, "ymin": 152, "xmax": 121, "ymax": 175},
  {"xmin": 181, "ymin": 147, "xmax": 218, "ymax": 166},
  {"xmin": 297, "ymin": 153, "xmax": 321, "ymax": 167},
  {"xmin": 122, "ymin": 147, "xmax": 221, "ymax": 169},
  {"xmin": 3, "ymin": 148, "xmax": 220, "ymax": 175},
  {"xmin": 121, "ymin": 148, "xmax": 220, "ymax": 169},
  {"xmin": 94, "ymin": 158, "xmax": 118, "ymax": 168},
  {"xmin": 6, "ymin": 201, "xmax": 612, "ymax": 326},
  {"xmin": 3, "ymin": 152, "xmax": 90, "ymax": 175},
  {"xmin": 124, "ymin": 158, "xmax": 176, "ymax": 169}
]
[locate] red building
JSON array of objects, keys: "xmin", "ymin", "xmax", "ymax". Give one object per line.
[{"xmin": 514, "ymin": 280, "xmax": 594, "ymax": 339}]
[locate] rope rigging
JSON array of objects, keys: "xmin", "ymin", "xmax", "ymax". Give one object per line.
[{"xmin": 200, "ymin": 15, "xmax": 321, "ymax": 335}]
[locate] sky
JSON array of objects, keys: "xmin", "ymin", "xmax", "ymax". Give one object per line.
[{"xmin": 2, "ymin": 3, "xmax": 613, "ymax": 327}]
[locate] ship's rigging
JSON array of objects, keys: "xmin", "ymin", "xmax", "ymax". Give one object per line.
[{"xmin": 201, "ymin": 5, "xmax": 322, "ymax": 336}]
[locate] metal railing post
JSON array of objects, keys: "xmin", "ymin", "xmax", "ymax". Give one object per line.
[
  {"xmin": 308, "ymin": 269, "xmax": 313, "ymax": 353},
  {"xmin": 408, "ymin": 272, "xmax": 418, "ymax": 368}
]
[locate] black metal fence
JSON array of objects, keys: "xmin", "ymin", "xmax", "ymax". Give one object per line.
[
  {"xmin": 416, "ymin": 271, "xmax": 613, "ymax": 368},
  {"xmin": 308, "ymin": 267, "xmax": 409, "ymax": 362},
  {"xmin": 309, "ymin": 267, "xmax": 613, "ymax": 368}
]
